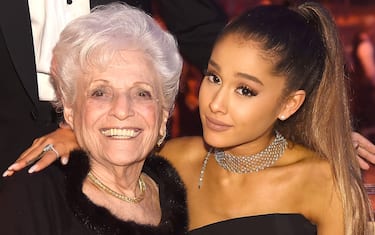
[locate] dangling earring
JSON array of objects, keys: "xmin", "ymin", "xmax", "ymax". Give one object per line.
[{"xmin": 157, "ymin": 132, "xmax": 166, "ymax": 147}]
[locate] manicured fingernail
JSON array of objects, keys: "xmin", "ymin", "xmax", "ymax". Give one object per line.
[
  {"xmin": 61, "ymin": 157, "xmax": 69, "ymax": 165},
  {"xmin": 28, "ymin": 165, "xmax": 37, "ymax": 173},
  {"xmin": 7, "ymin": 163, "xmax": 17, "ymax": 171},
  {"xmin": 2, "ymin": 170, "xmax": 9, "ymax": 177}
]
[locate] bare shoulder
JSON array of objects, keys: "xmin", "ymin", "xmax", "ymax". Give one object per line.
[
  {"xmin": 158, "ymin": 136, "xmax": 208, "ymax": 187},
  {"xmin": 284, "ymin": 143, "xmax": 332, "ymax": 180},
  {"xmin": 286, "ymin": 144, "xmax": 343, "ymax": 233},
  {"xmin": 283, "ymin": 145, "xmax": 335, "ymax": 199},
  {"xmin": 278, "ymin": 144, "xmax": 338, "ymax": 209},
  {"xmin": 159, "ymin": 136, "xmax": 207, "ymax": 165}
]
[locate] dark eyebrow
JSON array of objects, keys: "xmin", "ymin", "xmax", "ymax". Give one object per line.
[
  {"xmin": 208, "ymin": 59, "xmax": 220, "ymax": 70},
  {"xmin": 236, "ymin": 72, "xmax": 264, "ymax": 86},
  {"xmin": 208, "ymin": 59, "xmax": 264, "ymax": 86}
]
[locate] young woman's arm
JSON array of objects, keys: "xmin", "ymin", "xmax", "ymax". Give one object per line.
[{"xmin": 3, "ymin": 129, "xmax": 375, "ymax": 177}]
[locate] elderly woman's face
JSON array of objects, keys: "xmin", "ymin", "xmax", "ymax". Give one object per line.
[{"xmin": 64, "ymin": 50, "xmax": 167, "ymax": 166}]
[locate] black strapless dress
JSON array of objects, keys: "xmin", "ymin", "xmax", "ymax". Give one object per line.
[{"xmin": 189, "ymin": 214, "xmax": 317, "ymax": 235}]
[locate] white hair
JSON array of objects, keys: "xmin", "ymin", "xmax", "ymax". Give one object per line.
[{"xmin": 52, "ymin": 2, "xmax": 182, "ymax": 113}]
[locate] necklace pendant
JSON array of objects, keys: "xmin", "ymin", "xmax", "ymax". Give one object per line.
[{"xmin": 198, "ymin": 149, "xmax": 212, "ymax": 189}]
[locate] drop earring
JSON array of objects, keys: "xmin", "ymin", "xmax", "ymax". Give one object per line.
[{"xmin": 157, "ymin": 132, "xmax": 166, "ymax": 147}]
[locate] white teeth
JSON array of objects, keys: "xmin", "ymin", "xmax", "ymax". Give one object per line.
[{"xmin": 101, "ymin": 128, "xmax": 139, "ymax": 139}]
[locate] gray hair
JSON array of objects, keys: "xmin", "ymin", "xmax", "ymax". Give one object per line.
[{"xmin": 51, "ymin": 2, "xmax": 182, "ymax": 113}]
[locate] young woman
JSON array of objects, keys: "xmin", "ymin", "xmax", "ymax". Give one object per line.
[{"xmin": 160, "ymin": 2, "xmax": 373, "ymax": 234}]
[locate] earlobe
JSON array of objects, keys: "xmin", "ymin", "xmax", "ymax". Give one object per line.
[
  {"xmin": 157, "ymin": 109, "xmax": 169, "ymax": 147},
  {"xmin": 278, "ymin": 90, "xmax": 306, "ymax": 121},
  {"xmin": 63, "ymin": 105, "xmax": 74, "ymax": 129},
  {"xmin": 159, "ymin": 109, "xmax": 169, "ymax": 136}
]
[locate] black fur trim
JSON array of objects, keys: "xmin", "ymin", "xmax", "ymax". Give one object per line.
[{"xmin": 64, "ymin": 150, "xmax": 188, "ymax": 235}]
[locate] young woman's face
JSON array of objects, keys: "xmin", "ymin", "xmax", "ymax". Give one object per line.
[
  {"xmin": 64, "ymin": 50, "xmax": 167, "ymax": 168},
  {"xmin": 199, "ymin": 34, "xmax": 287, "ymax": 154}
]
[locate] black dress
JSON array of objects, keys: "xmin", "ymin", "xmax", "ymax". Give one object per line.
[
  {"xmin": 189, "ymin": 214, "xmax": 317, "ymax": 235},
  {"xmin": 0, "ymin": 150, "xmax": 188, "ymax": 235}
]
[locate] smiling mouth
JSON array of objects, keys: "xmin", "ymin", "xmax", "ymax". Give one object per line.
[{"xmin": 100, "ymin": 128, "xmax": 141, "ymax": 139}]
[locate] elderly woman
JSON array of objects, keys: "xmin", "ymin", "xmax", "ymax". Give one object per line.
[{"xmin": 0, "ymin": 3, "xmax": 187, "ymax": 235}]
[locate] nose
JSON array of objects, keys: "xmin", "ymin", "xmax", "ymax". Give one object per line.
[
  {"xmin": 109, "ymin": 93, "xmax": 135, "ymax": 120},
  {"xmin": 208, "ymin": 87, "xmax": 227, "ymax": 114}
]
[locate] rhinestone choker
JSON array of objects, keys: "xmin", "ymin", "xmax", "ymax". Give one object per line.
[
  {"xmin": 198, "ymin": 131, "xmax": 287, "ymax": 188},
  {"xmin": 87, "ymin": 171, "xmax": 146, "ymax": 203}
]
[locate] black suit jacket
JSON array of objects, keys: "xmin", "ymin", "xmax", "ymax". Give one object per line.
[
  {"xmin": 0, "ymin": 0, "xmax": 226, "ymax": 172},
  {"xmin": 0, "ymin": 1, "xmax": 54, "ymax": 172}
]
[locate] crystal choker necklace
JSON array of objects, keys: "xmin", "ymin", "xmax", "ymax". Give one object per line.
[
  {"xmin": 87, "ymin": 171, "xmax": 146, "ymax": 203},
  {"xmin": 198, "ymin": 131, "xmax": 287, "ymax": 189}
]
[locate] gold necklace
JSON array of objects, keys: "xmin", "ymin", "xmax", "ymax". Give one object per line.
[{"xmin": 87, "ymin": 171, "xmax": 146, "ymax": 203}]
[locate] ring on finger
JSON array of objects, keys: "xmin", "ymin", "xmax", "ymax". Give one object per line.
[
  {"xmin": 26, "ymin": 144, "xmax": 60, "ymax": 166},
  {"xmin": 43, "ymin": 144, "xmax": 60, "ymax": 160}
]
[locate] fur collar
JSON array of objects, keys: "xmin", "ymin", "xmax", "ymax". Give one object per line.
[{"xmin": 64, "ymin": 150, "xmax": 188, "ymax": 235}]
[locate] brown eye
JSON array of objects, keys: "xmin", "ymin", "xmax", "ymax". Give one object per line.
[
  {"xmin": 130, "ymin": 86, "xmax": 156, "ymax": 104},
  {"xmin": 204, "ymin": 71, "xmax": 221, "ymax": 85},
  {"xmin": 136, "ymin": 89, "xmax": 152, "ymax": 99},
  {"xmin": 91, "ymin": 90, "xmax": 104, "ymax": 97},
  {"xmin": 89, "ymin": 87, "xmax": 112, "ymax": 100},
  {"xmin": 235, "ymin": 85, "xmax": 257, "ymax": 97}
]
